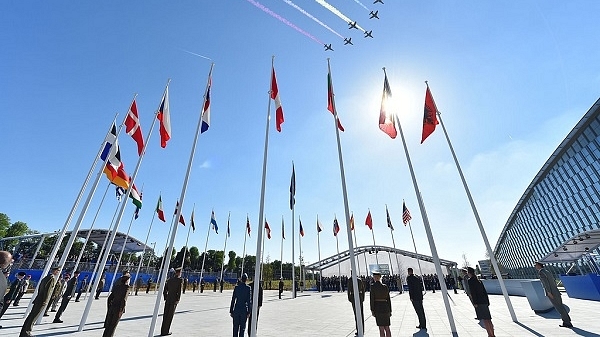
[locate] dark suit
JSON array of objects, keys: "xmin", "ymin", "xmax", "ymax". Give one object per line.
[
  {"xmin": 103, "ymin": 278, "xmax": 129, "ymax": 337},
  {"xmin": 407, "ymin": 274, "xmax": 426, "ymax": 328},
  {"xmin": 230, "ymin": 281, "xmax": 250, "ymax": 337},
  {"xmin": 161, "ymin": 276, "xmax": 182, "ymax": 336},
  {"xmin": 247, "ymin": 282, "xmax": 263, "ymax": 336},
  {"xmin": 55, "ymin": 275, "xmax": 78, "ymax": 321},
  {"xmin": 278, "ymin": 280, "xmax": 284, "ymax": 299},
  {"xmin": 347, "ymin": 277, "xmax": 365, "ymax": 334},
  {"xmin": 0, "ymin": 277, "xmax": 22, "ymax": 318},
  {"xmin": 20, "ymin": 274, "xmax": 56, "ymax": 337},
  {"xmin": 75, "ymin": 277, "xmax": 87, "ymax": 301},
  {"xmin": 96, "ymin": 277, "xmax": 105, "ymax": 299}
]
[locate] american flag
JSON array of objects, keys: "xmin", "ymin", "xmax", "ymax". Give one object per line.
[{"xmin": 402, "ymin": 201, "xmax": 412, "ymax": 225}]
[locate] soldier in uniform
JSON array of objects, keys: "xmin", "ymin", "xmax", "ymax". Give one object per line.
[
  {"xmin": 278, "ymin": 277, "xmax": 284, "ymax": 299},
  {"xmin": 103, "ymin": 273, "xmax": 130, "ymax": 337},
  {"xmin": 407, "ymin": 268, "xmax": 426, "ymax": 329},
  {"xmin": 467, "ymin": 267, "xmax": 494, "ymax": 337},
  {"xmin": 161, "ymin": 267, "xmax": 183, "ymax": 336},
  {"xmin": 96, "ymin": 272, "xmax": 106, "ymax": 299},
  {"xmin": 347, "ymin": 274, "xmax": 366, "ymax": 336},
  {"xmin": 53, "ymin": 270, "xmax": 80, "ymax": 323},
  {"xmin": 44, "ymin": 272, "xmax": 67, "ymax": 316},
  {"xmin": 536, "ymin": 261, "xmax": 573, "ymax": 328},
  {"xmin": 20, "ymin": 266, "xmax": 61, "ymax": 337},
  {"xmin": 182, "ymin": 277, "xmax": 188, "ymax": 294},
  {"xmin": 13, "ymin": 274, "xmax": 31, "ymax": 306},
  {"xmin": 230, "ymin": 273, "xmax": 250, "ymax": 337},
  {"xmin": 370, "ymin": 271, "xmax": 392, "ymax": 337},
  {"xmin": 146, "ymin": 277, "xmax": 152, "ymax": 294},
  {"xmin": 134, "ymin": 276, "xmax": 143, "ymax": 296},
  {"xmin": 75, "ymin": 275, "xmax": 88, "ymax": 302}
]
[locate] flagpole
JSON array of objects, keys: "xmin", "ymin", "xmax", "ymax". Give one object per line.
[
  {"xmin": 386, "ymin": 205, "xmax": 401, "ymax": 288},
  {"xmin": 335, "ymin": 231, "xmax": 342, "ymax": 291},
  {"xmin": 316, "ymin": 215, "xmax": 322, "ymax": 292},
  {"xmin": 180, "ymin": 205, "xmax": 195, "ymax": 270},
  {"xmin": 250, "ymin": 56, "xmax": 274, "ymax": 337},
  {"xmin": 368, "ymin": 210, "xmax": 380, "ymax": 266},
  {"xmin": 219, "ymin": 212, "xmax": 230, "ymax": 286},
  {"xmin": 73, "ymin": 182, "xmax": 113, "ymax": 273},
  {"xmin": 434, "ymin": 86, "xmax": 517, "ymax": 321},
  {"xmin": 351, "ymin": 215, "xmax": 361, "ymax": 276},
  {"xmin": 291, "ymin": 163, "xmax": 296, "ymax": 300},
  {"xmin": 406, "ymin": 217, "xmax": 426, "ymax": 292},
  {"xmin": 242, "ymin": 215, "xmax": 248, "ymax": 275},
  {"xmin": 327, "ymin": 59, "xmax": 363, "ymax": 336},
  {"xmin": 133, "ymin": 206, "xmax": 157, "ymax": 289},
  {"xmin": 80, "ymin": 83, "xmax": 161, "ymax": 332},
  {"xmin": 298, "ymin": 217, "xmax": 302, "ymax": 293},
  {"xmin": 24, "ymin": 115, "xmax": 118, "ymax": 318},
  {"xmin": 199, "ymin": 211, "xmax": 212, "ymax": 284},
  {"xmin": 261, "ymin": 219, "xmax": 267, "ymax": 280},
  {"xmin": 149, "ymin": 64, "xmax": 213, "ymax": 336},
  {"xmin": 393, "ymin": 108, "xmax": 457, "ymax": 333},
  {"xmin": 385, "ymin": 205, "xmax": 395, "ymax": 278},
  {"xmin": 108, "ymin": 210, "xmax": 137, "ymax": 293},
  {"xmin": 280, "ymin": 216, "xmax": 284, "ymax": 279}
]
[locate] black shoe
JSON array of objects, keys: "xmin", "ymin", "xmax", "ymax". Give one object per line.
[
  {"xmin": 559, "ymin": 323, "xmax": 573, "ymax": 328},
  {"xmin": 53, "ymin": 319, "xmax": 63, "ymax": 323},
  {"xmin": 43, "ymin": 314, "xmax": 49, "ymax": 317},
  {"xmin": 50, "ymin": 309, "xmax": 57, "ymax": 312},
  {"xmin": 74, "ymin": 300, "xmax": 80, "ymax": 302},
  {"xmin": 160, "ymin": 333, "xmax": 172, "ymax": 336}
]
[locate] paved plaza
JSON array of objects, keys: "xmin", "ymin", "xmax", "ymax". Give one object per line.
[{"xmin": 1, "ymin": 287, "xmax": 599, "ymax": 336}]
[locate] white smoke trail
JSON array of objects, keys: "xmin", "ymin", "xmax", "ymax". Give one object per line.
[
  {"xmin": 283, "ymin": 0, "xmax": 344, "ymax": 39},
  {"xmin": 352, "ymin": 0, "xmax": 370, "ymax": 11},
  {"xmin": 180, "ymin": 48, "xmax": 212, "ymax": 61},
  {"xmin": 314, "ymin": 0, "xmax": 365, "ymax": 32}
]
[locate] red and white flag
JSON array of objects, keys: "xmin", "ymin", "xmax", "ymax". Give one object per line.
[
  {"xmin": 365, "ymin": 210, "xmax": 373, "ymax": 230},
  {"xmin": 175, "ymin": 201, "xmax": 185, "ymax": 226},
  {"xmin": 271, "ymin": 66, "xmax": 284, "ymax": 132},
  {"xmin": 156, "ymin": 195, "xmax": 165, "ymax": 222},
  {"xmin": 265, "ymin": 220, "xmax": 272, "ymax": 239},
  {"xmin": 157, "ymin": 86, "xmax": 171, "ymax": 148},
  {"xmin": 421, "ymin": 84, "xmax": 439, "ymax": 143},
  {"xmin": 124, "ymin": 99, "xmax": 145, "ymax": 155}
]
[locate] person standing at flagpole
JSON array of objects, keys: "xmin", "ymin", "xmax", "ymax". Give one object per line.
[
  {"xmin": 298, "ymin": 217, "xmax": 304, "ymax": 293},
  {"xmin": 280, "ymin": 216, "xmax": 285, "ymax": 280},
  {"xmin": 289, "ymin": 163, "xmax": 296, "ymax": 299}
]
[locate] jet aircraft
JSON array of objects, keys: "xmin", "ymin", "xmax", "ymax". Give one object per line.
[
  {"xmin": 364, "ymin": 30, "xmax": 373, "ymax": 38},
  {"xmin": 324, "ymin": 44, "xmax": 334, "ymax": 51},
  {"xmin": 369, "ymin": 10, "xmax": 379, "ymax": 19},
  {"xmin": 343, "ymin": 38, "xmax": 353, "ymax": 45},
  {"xmin": 348, "ymin": 21, "xmax": 358, "ymax": 29},
  {"xmin": 373, "ymin": 0, "xmax": 383, "ymax": 4}
]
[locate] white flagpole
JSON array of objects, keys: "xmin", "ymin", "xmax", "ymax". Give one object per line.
[
  {"xmin": 199, "ymin": 211, "xmax": 212, "ymax": 284},
  {"xmin": 386, "ymin": 205, "xmax": 401, "ymax": 287},
  {"xmin": 335, "ymin": 228, "xmax": 342, "ymax": 291},
  {"xmin": 392, "ymin": 99, "xmax": 456, "ymax": 333},
  {"xmin": 368, "ymin": 210, "xmax": 380, "ymax": 266},
  {"xmin": 241, "ymin": 215, "xmax": 248, "ymax": 275},
  {"xmin": 180, "ymin": 205, "xmax": 195, "ymax": 270},
  {"xmin": 219, "ymin": 212, "xmax": 230, "ymax": 284},
  {"xmin": 298, "ymin": 217, "xmax": 302, "ymax": 293},
  {"xmin": 327, "ymin": 59, "xmax": 363, "ymax": 336},
  {"xmin": 406, "ymin": 217, "xmax": 426, "ymax": 292},
  {"xmin": 149, "ymin": 64, "xmax": 213, "ymax": 336},
  {"xmin": 291, "ymin": 165, "xmax": 296, "ymax": 300},
  {"xmin": 433, "ymin": 85, "xmax": 517, "ymax": 321},
  {"xmin": 351, "ymin": 218, "xmax": 361, "ymax": 276},
  {"xmin": 316, "ymin": 215, "xmax": 322, "ymax": 291},
  {"xmin": 24, "ymin": 115, "xmax": 118, "ymax": 318},
  {"xmin": 73, "ymin": 182, "xmax": 113, "ymax": 273},
  {"xmin": 261, "ymin": 219, "xmax": 267, "ymax": 280},
  {"xmin": 280, "ymin": 216, "xmax": 284, "ymax": 279},
  {"xmin": 80, "ymin": 84, "xmax": 162, "ymax": 332},
  {"xmin": 385, "ymin": 206, "xmax": 395, "ymax": 278},
  {"xmin": 108, "ymin": 210, "xmax": 137, "ymax": 293},
  {"xmin": 133, "ymin": 207, "xmax": 157, "ymax": 288},
  {"xmin": 250, "ymin": 56, "xmax": 274, "ymax": 337}
]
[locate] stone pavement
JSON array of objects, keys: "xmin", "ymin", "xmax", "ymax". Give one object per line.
[{"xmin": 1, "ymin": 287, "xmax": 599, "ymax": 336}]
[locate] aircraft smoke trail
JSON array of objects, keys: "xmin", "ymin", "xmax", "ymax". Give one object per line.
[
  {"xmin": 283, "ymin": 0, "xmax": 344, "ymax": 39},
  {"xmin": 179, "ymin": 48, "xmax": 212, "ymax": 61},
  {"xmin": 314, "ymin": 0, "xmax": 365, "ymax": 32},
  {"xmin": 246, "ymin": 0, "xmax": 323, "ymax": 45},
  {"xmin": 352, "ymin": 0, "xmax": 370, "ymax": 11}
]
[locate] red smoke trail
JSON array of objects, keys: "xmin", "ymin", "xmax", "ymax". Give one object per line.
[{"xmin": 246, "ymin": 0, "xmax": 323, "ymax": 45}]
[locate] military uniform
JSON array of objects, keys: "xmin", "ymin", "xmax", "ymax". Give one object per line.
[
  {"xmin": 96, "ymin": 276, "xmax": 105, "ymax": 299},
  {"xmin": 347, "ymin": 277, "xmax": 365, "ymax": 335},
  {"xmin": 538, "ymin": 263, "xmax": 572, "ymax": 327},
  {"xmin": 54, "ymin": 272, "xmax": 80, "ymax": 322},
  {"xmin": 103, "ymin": 275, "xmax": 130, "ymax": 337},
  {"xmin": 370, "ymin": 279, "xmax": 391, "ymax": 327},
  {"xmin": 161, "ymin": 272, "xmax": 183, "ymax": 336},
  {"xmin": 20, "ymin": 270, "xmax": 58, "ymax": 337}
]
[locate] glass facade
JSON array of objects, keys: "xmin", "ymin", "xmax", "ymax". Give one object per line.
[{"xmin": 494, "ymin": 98, "xmax": 600, "ymax": 279}]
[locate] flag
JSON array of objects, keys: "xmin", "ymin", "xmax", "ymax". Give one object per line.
[
  {"xmin": 101, "ymin": 122, "xmax": 127, "ymax": 186},
  {"xmin": 246, "ymin": 216, "xmax": 251, "ymax": 237},
  {"xmin": 129, "ymin": 184, "xmax": 142, "ymax": 209},
  {"xmin": 157, "ymin": 86, "xmax": 171, "ymax": 148},
  {"xmin": 191, "ymin": 210, "xmax": 196, "ymax": 232},
  {"xmin": 386, "ymin": 205, "xmax": 394, "ymax": 230},
  {"xmin": 133, "ymin": 190, "xmax": 142, "ymax": 219},
  {"xmin": 271, "ymin": 66, "xmax": 284, "ymax": 132},
  {"xmin": 156, "ymin": 195, "xmax": 166, "ymax": 222},
  {"xmin": 201, "ymin": 73, "xmax": 212, "ymax": 133},
  {"xmin": 211, "ymin": 210, "xmax": 218, "ymax": 234},
  {"xmin": 365, "ymin": 210, "xmax": 373, "ymax": 230},
  {"xmin": 175, "ymin": 201, "xmax": 185, "ymax": 226},
  {"xmin": 317, "ymin": 218, "xmax": 323, "ymax": 233},
  {"xmin": 265, "ymin": 220, "xmax": 271, "ymax": 239},
  {"xmin": 289, "ymin": 165, "xmax": 296, "ymax": 210},
  {"xmin": 104, "ymin": 163, "xmax": 131, "ymax": 190},
  {"xmin": 402, "ymin": 201, "xmax": 412, "ymax": 225},
  {"xmin": 124, "ymin": 99, "xmax": 145, "ymax": 155},
  {"xmin": 333, "ymin": 217, "xmax": 340, "ymax": 236},
  {"xmin": 379, "ymin": 73, "xmax": 397, "ymax": 139},
  {"xmin": 421, "ymin": 84, "xmax": 439, "ymax": 143},
  {"xmin": 227, "ymin": 217, "xmax": 231, "ymax": 237},
  {"xmin": 282, "ymin": 218, "xmax": 285, "ymax": 240},
  {"xmin": 299, "ymin": 219, "xmax": 304, "ymax": 237},
  {"xmin": 349, "ymin": 213, "xmax": 355, "ymax": 231},
  {"xmin": 115, "ymin": 186, "xmax": 125, "ymax": 201},
  {"xmin": 327, "ymin": 71, "xmax": 345, "ymax": 132},
  {"xmin": 100, "ymin": 122, "xmax": 118, "ymax": 164}
]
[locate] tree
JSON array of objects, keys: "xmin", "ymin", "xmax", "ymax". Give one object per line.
[
  {"xmin": 189, "ymin": 246, "xmax": 200, "ymax": 269},
  {"xmin": 461, "ymin": 253, "xmax": 470, "ymax": 269},
  {"xmin": 227, "ymin": 250, "xmax": 237, "ymax": 271},
  {"xmin": 3, "ymin": 221, "xmax": 29, "ymax": 251},
  {"xmin": 0, "ymin": 213, "xmax": 11, "ymax": 238}
]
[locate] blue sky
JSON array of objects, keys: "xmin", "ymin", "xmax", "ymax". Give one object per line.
[{"xmin": 2, "ymin": 1, "xmax": 600, "ymax": 270}]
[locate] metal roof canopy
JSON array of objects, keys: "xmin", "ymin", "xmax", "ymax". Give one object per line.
[
  {"xmin": 0, "ymin": 229, "xmax": 152, "ymax": 254},
  {"xmin": 539, "ymin": 228, "xmax": 600, "ymax": 263}
]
